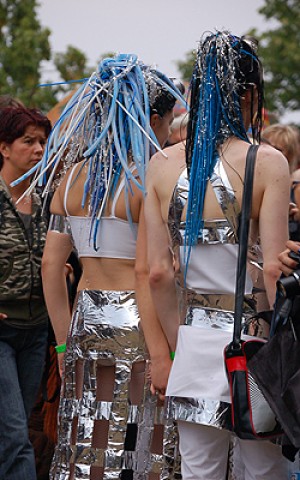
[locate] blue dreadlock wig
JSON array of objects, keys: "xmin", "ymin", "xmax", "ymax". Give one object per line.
[
  {"xmin": 13, "ymin": 53, "xmax": 187, "ymax": 248},
  {"xmin": 184, "ymin": 31, "xmax": 264, "ymax": 257}
]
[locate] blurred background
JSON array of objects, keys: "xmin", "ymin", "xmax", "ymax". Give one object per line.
[{"xmin": 0, "ymin": 0, "xmax": 299, "ymax": 125}]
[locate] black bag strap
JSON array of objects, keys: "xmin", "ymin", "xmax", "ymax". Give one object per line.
[{"xmin": 232, "ymin": 144, "xmax": 259, "ymax": 349}]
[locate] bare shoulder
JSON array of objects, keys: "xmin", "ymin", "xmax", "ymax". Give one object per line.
[
  {"xmin": 147, "ymin": 143, "xmax": 185, "ymax": 186},
  {"xmin": 257, "ymin": 143, "xmax": 289, "ymax": 173},
  {"xmin": 50, "ymin": 187, "xmax": 65, "ymax": 215},
  {"xmin": 50, "ymin": 160, "xmax": 85, "ymax": 215},
  {"xmin": 255, "ymin": 143, "xmax": 290, "ymax": 189}
]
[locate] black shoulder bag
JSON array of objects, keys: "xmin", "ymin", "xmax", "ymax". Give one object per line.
[
  {"xmin": 248, "ymin": 277, "xmax": 300, "ymax": 449},
  {"xmin": 224, "ymin": 144, "xmax": 283, "ymax": 440}
]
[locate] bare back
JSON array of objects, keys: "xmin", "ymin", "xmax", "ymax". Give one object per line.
[
  {"xmin": 51, "ymin": 161, "xmax": 143, "ymax": 291},
  {"xmin": 146, "ymin": 137, "xmax": 290, "ymax": 306}
]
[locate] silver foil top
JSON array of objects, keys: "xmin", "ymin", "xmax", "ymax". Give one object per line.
[
  {"xmin": 168, "ymin": 158, "xmax": 240, "ymax": 250},
  {"xmin": 48, "ymin": 214, "xmax": 72, "ymax": 235}
]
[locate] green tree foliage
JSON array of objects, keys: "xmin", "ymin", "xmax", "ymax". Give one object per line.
[
  {"xmin": 53, "ymin": 48, "xmax": 115, "ymax": 95},
  {"xmin": 176, "ymin": 1, "xmax": 300, "ymax": 115},
  {"xmin": 0, "ymin": 0, "xmax": 116, "ymax": 113},
  {"xmin": 50, "ymin": 45, "xmax": 93, "ymax": 102},
  {"xmin": 253, "ymin": 0, "xmax": 300, "ymax": 113},
  {"xmin": 176, "ymin": 50, "xmax": 196, "ymax": 83},
  {"xmin": 0, "ymin": 0, "xmax": 54, "ymax": 109},
  {"xmin": 54, "ymin": 46, "xmax": 89, "ymax": 83}
]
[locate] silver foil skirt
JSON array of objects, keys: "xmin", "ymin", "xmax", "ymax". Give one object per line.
[
  {"xmin": 167, "ymin": 396, "xmax": 231, "ymax": 429},
  {"xmin": 167, "ymin": 290, "xmax": 256, "ymax": 429},
  {"xmin": 178, "ymin": 287, "xmax": 256, "ymax": 328},
  {"xmin": 184, "ymin": 288, "xmax": 235, "ymax": 312},
  {"xmin": 51, "ymin": 290, "xmax": 180, "ymax": 479}
]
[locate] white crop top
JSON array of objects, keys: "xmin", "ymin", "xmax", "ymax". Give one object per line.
[
  {"xmin": 180, "ymin": 243, "xmax": 253, "ymax": 295},
  {"xmin": 64, "ymin": 166, "xmax": 137, "ymax": 260}
]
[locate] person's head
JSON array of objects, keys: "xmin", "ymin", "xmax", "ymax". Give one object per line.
[
  {"xmin": 90, "ymin": 55, "xmax": 182, "ymax": 157},
  {"xmin": 148, "ymin": 78, "xmax": 177, "ymax": 148},
  {"xmin": 89, "ymin": 55, "xmax": 179, "ymax": 152},
  {"xmin": 13, "ymin": 54, "xmax": 186, "ymax": 229},
  {"xmin": 0, "ymin": 107, "xmax": 51, "ymax": 172},
  {"xmin": 185, "ymin": 31, "xmax": 264, "ymax": 247},
  {"xmin": 114, "ymin": 62, "xmax": 178, "ymax": 149},
  {"xmin": 187, "ymin": 31, "xmax": 263, "ymax": 164},
  {"xmin": 262, "ymin": 124, "xmax": 299, "ymax": 172},
  {"xmin": 167, "ymin": 112, "xmax": 189, "ymax": 146}
]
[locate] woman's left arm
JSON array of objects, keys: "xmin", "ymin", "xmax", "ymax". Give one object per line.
[
  {"xmin": 42, "ymin": 230, "xmax": 73, "ymax": 347},
  {"xmin": 42, "ymin": 188, "xmax": 74, "ymax": 374}
]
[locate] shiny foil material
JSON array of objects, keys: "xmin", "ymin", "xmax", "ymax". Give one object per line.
[
  {"xmin": 167, "ymin": 160, "xmax": 256, "ymax": 430},
  {"xmin": 168, "ymin": 161, "xmax": 239, "ymax": 250},
  {"xmin": 167, "ymin": 396, "xmax": 231, "ymax": 429},
  {"xmin": 48, "ymin": 214, "xmax": 72, "ymax": 235},
  {"xmin": 136, "ymin": 381, "xmax": 181, "ymax": 480},
  {"xmin": 51, "ymin": 290, "xmax": 180, "ymax": 479},
  {"xmin": 167, "ymin": 291, "xmax": 251, "ymax": 430}
]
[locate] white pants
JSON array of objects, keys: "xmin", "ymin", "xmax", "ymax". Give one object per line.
[{"xmin": 177, "ymin": 421, "xmax": 288, "ymax": 480}]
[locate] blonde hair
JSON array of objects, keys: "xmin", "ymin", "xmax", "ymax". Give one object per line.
[
  {"xmin": 171, "ymin": 112, "xmax": 189, "ymax": 132},
  {"xmin": 262, "ymin": 124, "xmax": 299, "ymax": 170}
]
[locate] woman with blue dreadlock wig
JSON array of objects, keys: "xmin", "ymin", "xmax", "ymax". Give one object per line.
[
  {"xmin": 143, "ymin": 31, "xmax": 290, "ymax": 479},
  {"xmin": 14, "ymin": 53, "xmax": 186, "ymax": 479}
]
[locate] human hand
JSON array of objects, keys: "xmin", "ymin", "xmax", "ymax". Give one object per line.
[
  {"xmin": 149, "ymin": 354, "xmax": 173, "ymax": 401},
  {"xmin": 278, "ymin": 240, "xmax": 300, "ymax": 276},
  {"xmin": 0, "ymin": 313, "xmax": 7, "ymax": 320},
  {"xmin": 57, "ymin": 352, "xmax": 65, "ymax": 378},
  {"xmin": 289, "ymin": 202, "xmax": 300, "ymax": 221}
]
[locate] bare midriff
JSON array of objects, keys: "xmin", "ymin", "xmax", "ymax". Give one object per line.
[{"xmin": 77, "ymin": 257, "xmax": 135, "ymax": 291}]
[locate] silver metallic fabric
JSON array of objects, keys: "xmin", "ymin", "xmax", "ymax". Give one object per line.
[
  {"xmin": 49, "ymin": 214, "xmax": 73, "ymax": 235},
  {"xmin": 167, "ymin": 396, "xmax": 231, "ymax": 429},
  {"xmin": 51, "ymin": 290, "xmax": 180, "ymax": 479},
  {"xmin": 167, "ymin": 160, "xmax": 256, "ymax": 430},
  {"xmin": 167, "ymin": 287, "xmax": 251, "ymax": 430},
  {"xmin": 168, "ymin": 161, "xmax": 239, "ymax": 250}
]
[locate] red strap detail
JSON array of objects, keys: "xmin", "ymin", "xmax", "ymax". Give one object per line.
[{"xmin": 226, "ymin": 356, "xmax": 246, "ymax": 372}]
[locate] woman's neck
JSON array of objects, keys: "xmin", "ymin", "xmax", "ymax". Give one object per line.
[{"xmin": 1, "ymin": 169, "xmax": 31, "ymax": 198}]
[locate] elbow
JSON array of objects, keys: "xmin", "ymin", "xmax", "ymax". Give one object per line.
[
  {"xmin": 41, "ymin": 253, "xmax": 59, "ymax": 281},
  {"xmin": 149, "ymin": 263, "xmax": 174, "ymax": 290}
]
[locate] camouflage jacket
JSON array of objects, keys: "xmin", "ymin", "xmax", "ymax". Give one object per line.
[{"xmin": 0, "ymin": 176, "xmax": 48, "ymax": 325}]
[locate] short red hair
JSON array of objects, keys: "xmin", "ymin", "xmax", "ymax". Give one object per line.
[{"xmin": 0, "ymin": 107, "xmax": 52, "ymax": 168}]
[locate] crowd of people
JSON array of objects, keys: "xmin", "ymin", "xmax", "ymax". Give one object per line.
[{"xmin": 0, "ymin": 31, "xmax": 300, "ymax": 480}]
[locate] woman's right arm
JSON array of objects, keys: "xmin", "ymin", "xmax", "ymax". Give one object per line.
[{"xmin": 258, "ymin": 147, "xmax": 290, "ymax": 307}]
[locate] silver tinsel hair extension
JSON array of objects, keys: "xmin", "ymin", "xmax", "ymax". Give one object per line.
[
  {"xmin": 185, "ymin": 31, "xmax": 263, "ymax": 264},
  {"xmin": 12, "ymin": 54, "xmax": 187, "ymax": 247}
]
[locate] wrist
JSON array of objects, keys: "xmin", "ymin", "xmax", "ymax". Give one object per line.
[
  {"xmin": 55, "ymin": 343, "xmax": 66, "ymax": 354},
  {"xmin": 150, "ymin": 350, "xmax": 172, "ymax": 364}
]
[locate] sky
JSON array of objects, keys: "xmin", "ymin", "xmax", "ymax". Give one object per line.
[
  {"xmin": 37, "ymin": 0, "xmax": 298, "ymax": 123},
  {"xmin": 38, "ymin": 0, "xmax": 269, "ymax": 79}
]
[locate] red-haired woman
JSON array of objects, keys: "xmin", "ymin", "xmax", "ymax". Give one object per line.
[{"xmin": 0, "ymin": 106, "xmax": 51, "ymax": 479}]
